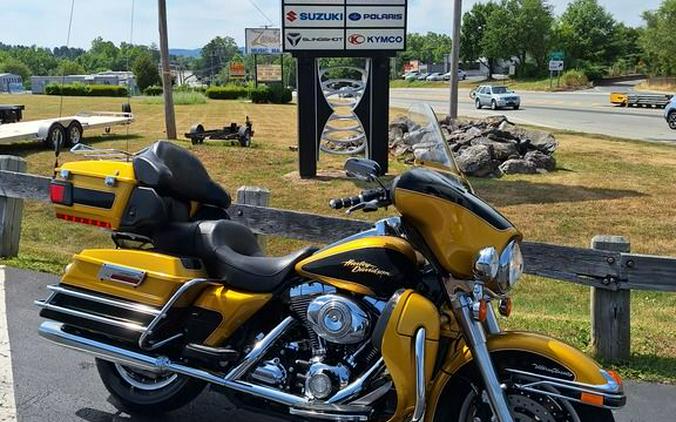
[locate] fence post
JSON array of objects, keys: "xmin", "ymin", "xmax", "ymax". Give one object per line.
[
  {"xmin": 590, "ymin": 235, "xmax": 631, "ymax": 362},
  {"xmin": 0, "ymin": 156, "xmax": 27, "ymax": 257},
  {"xmin": 236, "ymin": 186, "xmax": 270, "ymax": 252}
]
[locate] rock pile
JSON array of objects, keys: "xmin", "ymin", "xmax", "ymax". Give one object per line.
[{"xmin": 389, "ymin": 115, "xmax": 558, "ymax": 177}]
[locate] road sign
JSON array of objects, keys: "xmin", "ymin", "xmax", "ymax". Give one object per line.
[
  {"xmin": 549, "ymin": 51, "xmax": 565, "ymax": 61},
  {"xmin": 256, "ymin": 64, "xmax": 282, "ymax": 82},
  {"xmin": 245, "ymin": 28, "xmax": 281, "ymax": 54},
  {"xmin": 282, "ymin": 0, "xmax": 408, "ymax": 54},
  {"xmin": 549, "ymin": 60, "xmax": 564, "ymax": 72}
]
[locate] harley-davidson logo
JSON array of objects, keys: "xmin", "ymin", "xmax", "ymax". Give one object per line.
[
  {"xmin": 342, "ymin": 259, "xmax": 390, "ymax": 277},
  {"xmin": 532, "ymin": 363, "xmax": 573, "ymax": 379}
]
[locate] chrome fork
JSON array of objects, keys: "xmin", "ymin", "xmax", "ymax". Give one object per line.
[{"xmin": 452, "ymin": 293, "xmax": 514, "ymax": 422}]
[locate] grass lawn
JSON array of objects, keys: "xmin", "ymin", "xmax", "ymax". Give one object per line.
[
  {"xmin": 391, "ymin": 77, "xmax": 589, "ymax": 92},
  {"xmin": 0, "ymin": 94, "xmax": 674, "ymax": 383}
]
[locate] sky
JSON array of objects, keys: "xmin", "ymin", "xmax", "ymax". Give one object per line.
[{"xmin": 0, "ymin": 0, "xmax": 664, "ymax": 50}]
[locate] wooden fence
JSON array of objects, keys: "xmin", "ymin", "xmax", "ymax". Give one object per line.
[{"xmin": 0, "ymin": 156, "xmax": 674, "ymax": 362}]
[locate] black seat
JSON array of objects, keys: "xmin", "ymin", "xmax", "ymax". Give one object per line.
[{"xmin": 153, "ymin": 220, "xmax": 317, "ymax": 293}]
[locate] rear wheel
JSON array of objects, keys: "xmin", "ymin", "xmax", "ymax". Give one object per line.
[
  {"xmin": 668, "ymin": 111, "xmax": 676, "ymax": 130},
  {"xmin": 45, "ymin": 123, "xmax": 66, "ymax": 151},
  {"xmin": 95, "ymin": 358, "xmax": 206, "ymax": 414},
  {"xmin": 66, "ymin": 121, "xmax": 83, "ymax": 146}
]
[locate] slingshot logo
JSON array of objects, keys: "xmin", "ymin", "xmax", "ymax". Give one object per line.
[
  {"xmin": 286, "ymin": 32, "xmax": 301, "ymax": 47},
  {"xmin": 286, "ymin": 11, "xmax": 298, "ymax": 22}
]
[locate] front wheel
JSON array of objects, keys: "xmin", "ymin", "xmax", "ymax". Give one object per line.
[
  {"xmin": 668, "ymin": 111, "xmax": 676, "ymax": 130},
  {"xmin": 95, "ymin": 358, "xmax": 206, "ymax": 414},
  {"xmin": 433, "ymin": 361, "xmax": 615, "ymax": 422}
]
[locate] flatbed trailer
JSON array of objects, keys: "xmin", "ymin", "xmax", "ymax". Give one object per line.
[
  {"xmin": 0, "ymin": 110, "xmax": 133, "ymax": 148},
  {"xmin": 610, "ymin": 92, "xmax": 673, "ymax": 108}
]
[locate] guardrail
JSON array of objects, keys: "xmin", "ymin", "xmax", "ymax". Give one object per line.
[{"xmin": 0, "ymin": 155, "xmax": 674, "ymax": 362}]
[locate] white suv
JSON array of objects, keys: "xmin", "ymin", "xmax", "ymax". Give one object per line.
[{"xmin": 472, "ymin": 85, "xmax": 521, "ymax": 110}]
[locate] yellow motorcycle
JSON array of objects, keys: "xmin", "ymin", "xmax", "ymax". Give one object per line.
[{"xmin": 36, "ymin": 104, "xmax": 625, "ymax": 421}]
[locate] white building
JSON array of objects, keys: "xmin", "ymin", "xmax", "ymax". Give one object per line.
[
  {"xmin": 31, "ymin": 71, "xmax": 137, "ymax": 94},
  {"xmin": 0, "ymin": 73, "xmax": 23, "ymax": 93}
]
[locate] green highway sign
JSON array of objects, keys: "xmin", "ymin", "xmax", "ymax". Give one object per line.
[{"xmin": 549, "ymin": 51, "xmax": 565, "ymax": 60}]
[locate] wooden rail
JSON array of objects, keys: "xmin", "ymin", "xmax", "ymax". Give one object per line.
[{"xmin": 0, "ymin": 161, "xmax": 674, "ymax": 362}]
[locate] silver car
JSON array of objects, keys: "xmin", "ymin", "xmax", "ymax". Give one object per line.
[
  {"xmin": 473, "ymin": 85, "xmax": 521, "ymax": 110},
  {"xmin": 664, "ymin": 96, "xmax": 676, "ymax": 130}
]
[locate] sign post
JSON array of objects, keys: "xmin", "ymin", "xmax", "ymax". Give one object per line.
[
  {"xmin": 283, "ymin": 0, "xmax": 408, "ymax": 178},
  {"xmin": 548, "ymin": 51, "xmax": 565, "ymax": 89},
  {"xmin": 246, "ymin": 28, "xmax": 283, "ymax": 88}
]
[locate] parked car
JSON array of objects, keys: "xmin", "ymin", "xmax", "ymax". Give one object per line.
[
  {"xmin": 665, "ymin": 96, "xmax": 676, "ymax": 129},
  {"xmin": 402, "ymin": 71, "xmax": 419, "ymax": 80},
  {"xmin": 473, "ymin": 85, "xmax": 521, "ymax": 110},
  {"xmin": 404, "ymin": 72, "xmax": 420, "ymax": 81},
  {"xmin": 442, "ymin": 69, "xmax": 467, "ymax": 81},
  {"xmin": 426, "ymin": 72, "xmax": 444, "ymax": 81},
  {"xmin": 416, "ymin": 72, "xmax": 430, "ymax": 80}
]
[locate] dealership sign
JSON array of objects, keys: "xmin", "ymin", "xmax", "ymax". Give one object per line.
[
  {"xmin": 257, "ymin": 64, "xmax": 283, "ymax": 82},
  {"xmin": 282, "ymin": 0, "xmax": 407, "ymax": 53},
  {"xmin": 245, "ymin": 28, "xmax": 281, "ymax": 54}
]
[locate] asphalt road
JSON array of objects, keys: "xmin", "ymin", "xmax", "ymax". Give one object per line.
[
  {"xmin": 2, "ymin": 266, "xmax": 675, "ymax": 422},
  {"xmin": 389, "ymin": 86, "xmax": 676, "ymax": 143}
]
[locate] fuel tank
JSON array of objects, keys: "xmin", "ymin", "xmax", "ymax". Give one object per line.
[{"xmin": 295, "ymin": 236, "xmax": 419, "ymax": 298}]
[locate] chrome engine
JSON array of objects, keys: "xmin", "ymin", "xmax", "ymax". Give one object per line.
[{"xmin": 247, "ymin": 283, "xmax": 385, "ymax": 402}]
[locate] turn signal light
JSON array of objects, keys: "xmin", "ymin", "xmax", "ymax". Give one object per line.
[
  {"xmin": 477, "ymin": 300, "xmax": 487, "ymax": 321},
  {"xmin": 580, "ymin": 392, "xmax": 604, "ymax": 406},
  {"xmin": 499, "ymin": 298, "xmax": 513, "ymax": 317}
]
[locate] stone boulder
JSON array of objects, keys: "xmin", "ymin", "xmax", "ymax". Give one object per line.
[
  {"xmin": 456, "ymin": 145, "xmax": 496, "ymax": 177},
  {"xmin": 499, "ymin": 159, "xmax": 538, "ymax": 174}
]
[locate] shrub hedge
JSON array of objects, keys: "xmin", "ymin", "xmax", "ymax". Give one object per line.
[
  {"xmin": 206, "ymin": 85, "xmax": 249, "ymax": 100},
  {"xmin": 560, "ymin": 70, "xmax": 589, "ymax": 89},
  {"xmin": 45, "ymin": 83, "xmax": 128, "ymax": 97},
  {"xmin": 143, "ymin": 85, "xmax": 163, "ymax": 96},
  {"xmin": 249, "ymin": 86, "xmax": 271, "ymax": 104},
  {"xmin": 206, "ymin": 83, "xmax": 292, "ymax": 104}
]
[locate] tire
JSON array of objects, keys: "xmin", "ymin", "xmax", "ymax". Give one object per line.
[
  {"xmin": 122, "ymin": 103, "xmax": 132, "ymax": 114},
  {"xmin": 238, "ymin": 128, "xmax": 252, "ymax": 147},
  {"xmin": 668, "ymin": 111, "xmax": 676, "ymax": 130},
  {"xmin": 433, "ymin": 353, "xmax": 615, "ymax": 422},
  {"xmin": 66, "ymin": 121, "xmax": 83, "ymax": 146},
  {"xmin": 189, "ymin": 124, "xmax": 205, "ymax": 145},
  {"xmin": 95, "ymin": 358, "xmax": 206, "ymax": 415},
  {"xmin": 513, "ymin": 104, "xmax": 520, "ymax": 110},
  {"xmin": 45, "ymin": 123, "xmax": 66, "ymax": 151},
  {"xmin": 491, "ymin": 100, "xmax": 498, "ymax": 110},
  {"xmin": 475, "ymin": 98, "xmax": 482, "ymax": 109}
]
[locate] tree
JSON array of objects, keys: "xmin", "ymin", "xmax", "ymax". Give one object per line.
[
  {"xmin": 52, "ymin": 60, "xmax": 86, "ymax": 76},
  {"xmin": 640, "ymin": 0, "xmax": 676, "ymax": 76},
  {"xmin": 460, "ymin": 2, "xmax": 504, "ymax": 79},
  {"xmin": 505, "ymin": 0, "xmax": 554, "ymax": 74},
  {"xmin": 555, "ymin": 0, "xmax": 617, "ymax": 67},
  {"xmin": 198, "ymin": 36, "xmax": 240, "ymax": 80},
  {"xmin": 132, "ymin": 53, "xmax": 161, "ymax": 91},
  {"xmin": 0, "ymin": 58, "xmax": 31, "ymax": 83}
]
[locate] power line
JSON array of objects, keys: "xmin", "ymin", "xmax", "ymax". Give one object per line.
[{"xmin": 248, "ymin": 0, "xmax": 274, "ymax": 27}]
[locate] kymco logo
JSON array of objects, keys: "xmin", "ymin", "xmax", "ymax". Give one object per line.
[
  {"xmin": 348, "ymin": 34, "xmax": 365, "ymax": 45},
  {"xmin": 286, "ymin": 11, "xmax": 298, "ymax": 22}
]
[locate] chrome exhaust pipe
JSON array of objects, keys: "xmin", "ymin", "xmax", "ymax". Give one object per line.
[{"xmin": 38, "ymin": 321, "xmax": 308, "ymax": 407}]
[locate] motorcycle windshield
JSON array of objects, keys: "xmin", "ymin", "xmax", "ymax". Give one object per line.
[{"xmin": 405, "ymin": 103, "xmax": 468, "ymax": 181}]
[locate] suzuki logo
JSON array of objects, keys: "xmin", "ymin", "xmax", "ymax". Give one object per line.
[
  {"xmin": 348, "ymin": 34, "xmax": 365, "ymax": 45},
  {"xmin": 286, "ymin": 10, "xmax": 298, "ymax": 22},
  {"xmin": 286, "ymin": 32, "xmax": 301, "ymax": 47}
]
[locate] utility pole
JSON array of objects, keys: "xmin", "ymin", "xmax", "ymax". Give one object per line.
[
  {"xmin": 449, "ymin": 0, "xmax": 462, "ymax": 119},
  {"xmin": 158, "ymin": 0, "xmax": 177, "ymax": 139}
]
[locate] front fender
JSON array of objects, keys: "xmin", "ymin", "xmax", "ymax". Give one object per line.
[{"xmin": 427, "ymin": 331, "xmax": 621, "ymax": 421}]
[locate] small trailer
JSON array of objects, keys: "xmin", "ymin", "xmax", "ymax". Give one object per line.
[
  {"xmin": 610, "ymin": 92, "xmax": 673, "ymax": 108},
  {"xmin": 0, "ymin": 108, "xmax": 133, "ymax": 148},
  {"xmin": 184, "ymin": 117, "xmax": 254, "ymax": 147},
  {"xmin": 0, "ymin": 104, "xmax": 24, "ymax": 124}
]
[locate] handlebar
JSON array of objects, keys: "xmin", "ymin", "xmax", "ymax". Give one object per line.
[{"xmin": 329, "ymin": 188, "xmax": 389, "ymax": 211}]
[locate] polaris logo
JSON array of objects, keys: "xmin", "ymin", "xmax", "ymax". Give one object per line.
[
  {"xmin": 348, "ymin": 13, "xmax": 403, "ymax": 21},
  {"xmin": 286, "ymin": 11, "xmax": 344, "ymax": 21}
]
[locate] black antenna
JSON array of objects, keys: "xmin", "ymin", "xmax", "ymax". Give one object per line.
[{"xmin": 55, "ymin": 0, "xmax": 76, "ymax": 174}]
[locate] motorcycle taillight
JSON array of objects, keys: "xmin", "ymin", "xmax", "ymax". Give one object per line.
[{"xmin": 49, "ymin": 180, "xmax": 73, "ymax": 205}]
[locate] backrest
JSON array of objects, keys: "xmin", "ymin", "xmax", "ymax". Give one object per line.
[{"xmin": 133, "ymin": 141, "xmax": 231, "ymax": 208}]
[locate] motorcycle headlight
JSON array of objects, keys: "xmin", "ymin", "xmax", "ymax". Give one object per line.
[{"xmin": 496, "ymin": 240, "xmax": 524, "ymax": 293}]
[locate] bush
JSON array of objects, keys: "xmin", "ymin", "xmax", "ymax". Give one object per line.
[
  {"xmin": 206, "ymin": 85, "xmax": 249, "ymax": 100},
  {"xmin": 268, "ymin": 84, "xmax": 292, "ymax": 104},
  {"xmin": 173, "ymin": 91, "xmax": 207, "ymax": 105},
  {"xmin": 45, "ymin": 83, "xmax": 128, "ymax": 97},
  {"xmin": 45, "ymin": 83, "xmax": 89, "ymax": 96},
  {"xmin": 577, "ymin": 61, "xmax": 606, "ymax": 81},
  {"xmin": 249, "ymin": 85, "xmax": 271, "ymax": 104},
  {"xmin": 560, "ymin": 70, "xmax": 589, "ymax": 89},
  {"xmin": 143, "ymin": 85, "xmax": 163, "ymax": 96}
]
